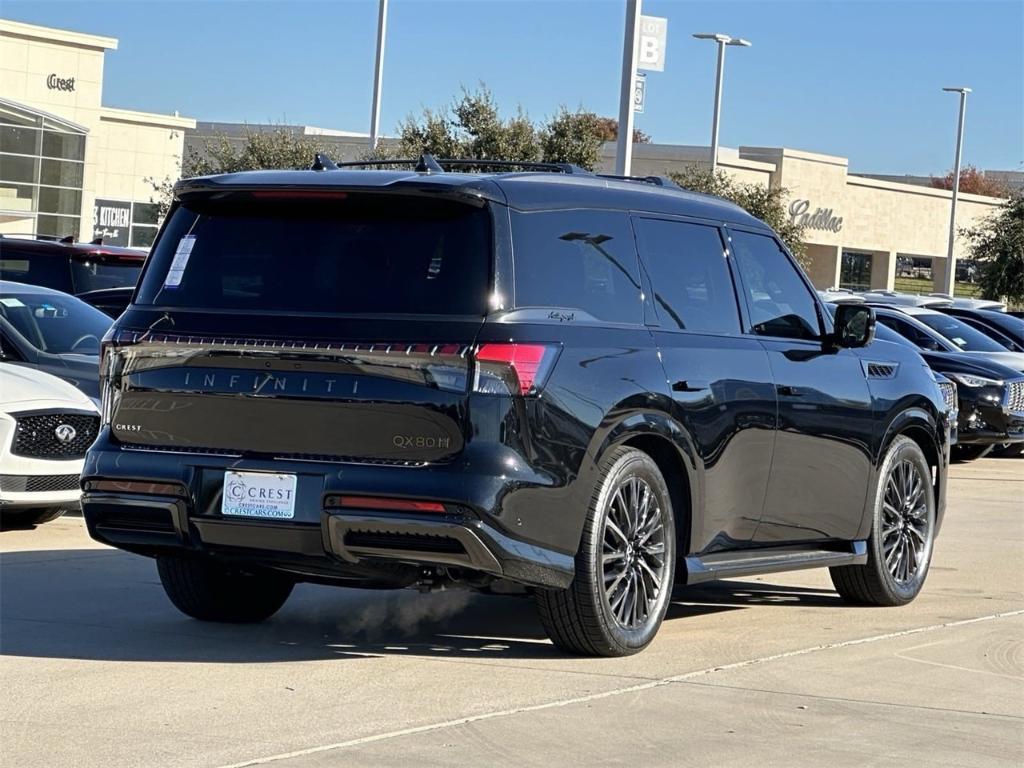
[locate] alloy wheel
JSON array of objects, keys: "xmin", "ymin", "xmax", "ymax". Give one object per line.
[
  {"xmin": 881, "ymin": 459, "xmax": 931, "ymax": 585},
  {"xmin": 601, "ymin": 476, "xmax": 667, "ymax": 629}
]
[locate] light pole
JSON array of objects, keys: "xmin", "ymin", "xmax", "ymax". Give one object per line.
[
  {"xmin": 693, "ymin": 33, "xmax": 750, "ymax": 172},
  {"xmin": 941, "ymin": 86, "xmax": 970, "ymax": 296},
  {"xmin": 368, "ymin": 0, "xmax": 388, "ymax": 151},
  {"xmin": 615, "ymin": 0, "xmax": 643, "ymax": 176}
]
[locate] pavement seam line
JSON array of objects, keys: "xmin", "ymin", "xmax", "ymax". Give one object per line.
[{"xmin": 212, "ymin": 608, "xmax": 1024, "ymax": 768}]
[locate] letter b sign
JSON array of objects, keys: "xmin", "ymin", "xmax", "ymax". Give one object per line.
[{"xmin": 637, "ymin": 15, "xmax": 667, "ymax": 72}]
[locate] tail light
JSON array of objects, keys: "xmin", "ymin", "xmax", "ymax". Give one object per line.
[{"xmin": 473, "ymin": 343, "xmax": 559, "ymax": 396}]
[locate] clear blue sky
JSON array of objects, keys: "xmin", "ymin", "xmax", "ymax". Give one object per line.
[{"xmin": 5, "ymin": 0, "xmax": 1022, "ymax": 174}]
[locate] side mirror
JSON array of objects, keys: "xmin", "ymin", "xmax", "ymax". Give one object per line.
[{"xmin": 833, "ymin": 304, "xmax": 876, "ymax": 348}]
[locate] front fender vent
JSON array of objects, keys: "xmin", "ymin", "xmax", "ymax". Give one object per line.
[{"xmin": 863, "ymin": 361, "xmax": 899, "ymax": 380}]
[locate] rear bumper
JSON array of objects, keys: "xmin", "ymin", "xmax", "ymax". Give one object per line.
[{"xmin": 80, "ymin": 442, "xmax": 575, "ymax": 589}]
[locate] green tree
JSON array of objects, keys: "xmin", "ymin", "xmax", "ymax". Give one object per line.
[
  {"xmin": 539, "ymin": 108, "xmax": 605, "ymax": 169},
  {"xmin": 147, "ymin": 125, "xmax": 332, "ymax": 218},
  {"xmin": 962, "ymin": 190, "xmax": 1024, "ymax": 306},
  {"xmin": 669, "ymin": 166, "xmax": 808, "ymax": 266}
]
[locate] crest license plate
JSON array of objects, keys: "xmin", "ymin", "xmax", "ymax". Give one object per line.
[{"xmin": 221, "ymin": 471, "xmax": 297, "ymax": 519}]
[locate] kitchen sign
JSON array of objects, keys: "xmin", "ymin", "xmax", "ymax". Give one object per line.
[
  {"xmin": 788, "ymin": 199, "xmax": 844, "ymax": 233},
  {"xmin": 92, "ymin": 199, "xmax": 132, "ymax": 246}
]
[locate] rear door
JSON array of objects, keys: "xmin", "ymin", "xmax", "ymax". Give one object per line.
[
  {"xmin": 634, "ymin": 216, "xmax": 776, "ymax": 553},
  {"xmin": 728, "ymin": 227, "xmax": 874, "ymax": 543},
  {"xmin": 106, "ymin": 190, "xmax": 493, "ymax": 464}
]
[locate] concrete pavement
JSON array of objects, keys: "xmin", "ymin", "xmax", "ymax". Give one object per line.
[{"xmin": 1, "ymin": 456, "xmax": 1021, "ymax": 767}]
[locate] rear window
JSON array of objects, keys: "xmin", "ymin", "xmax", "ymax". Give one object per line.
[
  {"xmin": 71, "ymin": 260, "xmax": 142, "ymax": 293},
  {"xmin": 510, "ymin": 209, "xmax": 642, "ymax": 324},
  {"xmin": 135, "ymin": 193, "xmax": 492, "ymax": 315}
]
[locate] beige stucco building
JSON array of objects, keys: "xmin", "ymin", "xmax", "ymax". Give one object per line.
[
  {"xmin": 602, "ymin": 143, "xmax": 1007, "ymax": 293},
  {"xmin": 0, "ymin": 19, "xmax": 194, "ymax": 247}
]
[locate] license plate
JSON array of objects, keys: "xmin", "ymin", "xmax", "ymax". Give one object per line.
[{"xmin": 221, "ymin": 471, "xmax": 297, "ymax": 519}]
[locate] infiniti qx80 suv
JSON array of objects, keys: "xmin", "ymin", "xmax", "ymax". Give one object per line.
[{"xmin": 82, "ymin": 156, "xmax": 952, "ymax": 656}]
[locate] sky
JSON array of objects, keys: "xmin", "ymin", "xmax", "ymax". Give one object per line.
[{"xmin": 5, "ymin": 0, "xmax": 1022, "ymax": 175}]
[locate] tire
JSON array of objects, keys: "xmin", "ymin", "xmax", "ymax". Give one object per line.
[
  {"xmin": 534, "ymin": 447, "xmax": 676, "ymax": 657},
  {"xmin": 157, "ymin": 555, "xmax": 294, "ymax": 623},
  {"xmin": 0, "ymin": 507, "xmax": 65, "ymax": 530},
  {"xmin": 991, "ymin": 442, "xmax": 1024, "ymax": 458},
  {"xmin": 951, "ymin": 443, "xmax": 993, "ymax": 462},
  {"xmin": 830, "ymin": 435, "xmax": 935, "ymax": 606}
]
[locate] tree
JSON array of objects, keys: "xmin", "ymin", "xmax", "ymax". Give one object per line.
[
  {"xmin": 147, "ymin": 125, "xmax": 332, "ymax": 218},
  {"xmin": 930, "ymin": 165, "xmax": 1008, "ymax": 198},
  {"xmin": 389, "ymin": 86, "xmax": 643, "ymax": 170},
  {"xmin": 962, "ymin": 190, "xmax": 1024, "ymax": 306},
  {"xmin": 669, "ymin": 166, "xmax": 808, "ymax": 266}
]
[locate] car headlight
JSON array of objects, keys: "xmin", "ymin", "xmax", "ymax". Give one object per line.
[{"xmin": 947, "ymin": 373, "xmax": 1002, "ymax": 388}]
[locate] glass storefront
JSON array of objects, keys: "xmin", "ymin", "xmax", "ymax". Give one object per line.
[
  {"xmin": 0, "ymin": 100, "xmax": 86, "ymax": 239},
  {"xmin": 839, "ymin": 251, "xmax": 873, "ymax": 291}
]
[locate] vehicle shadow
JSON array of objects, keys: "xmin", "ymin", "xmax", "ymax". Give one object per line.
[{"xmin": 0, "ymin": 548, "xmax": 836, "ymax": 664}]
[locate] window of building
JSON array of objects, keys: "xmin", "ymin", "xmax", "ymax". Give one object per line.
[
  {"xmin": 839, "ymin": 251, "xmax": 872, "ymax": 291},
  {"xmin": 634, "ymin": 218, "xmax": 739, "ymax": 334},
  {"xmin": 0, "ymin": 101, "xmax": 86, "ymax": 239},
  {"xmin": 729, "ymin": 230, "xmax": 822, "ymax": 341},
  {"xmin": 130, "ymin": 203, "xmax": 160, "ymax": 248},
  {"xmin": 510, "ymin": 209, "xmax": 643, "ymax": 325}
]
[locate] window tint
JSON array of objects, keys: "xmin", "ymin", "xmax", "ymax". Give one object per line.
[
  {"xmin": 634, "ymin": 218, "xmax": 739, "ymax": 334},
  {"xmin": 511, "ymin": 210, "xmax": 642, "ymax": 324},
  {"xmin": 135, "ymin": 194, "xmax": 492, "ymax": 315},
  {"xmin": 914, "ymin": 313, "xmax": 1007, "ymax": 352},
  {"xmin": 0, "ymin": 246, "xmax": 73, "ymax": 293},
  {"xmin": 729, "ymin": 231, "xmax": 821, "ymax": 340},
  {"xmin": 876, "ymin": 315, "xmax": 950, "ymax": 352}
]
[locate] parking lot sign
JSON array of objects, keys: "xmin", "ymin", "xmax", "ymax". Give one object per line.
[
  {"xmin": 638, "ymin": 15, "xmax": 667, "ymax": 72},
  {"xmin": 633, "ymin": 72, "xmax": 646, "ymax": 113}
]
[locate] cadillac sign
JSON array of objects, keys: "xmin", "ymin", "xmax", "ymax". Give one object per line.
[{"xmin": 788, "ymin": 199, "xmax": 844, "ymax": 233}]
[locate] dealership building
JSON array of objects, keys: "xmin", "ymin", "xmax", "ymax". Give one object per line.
[
  {"xmin": 2, "ymin": 19, "xmax": 1009, "ymax": 294},
  {"xmin": 0, "ymin": 19, "xmax": 194, "ymax": 247}
]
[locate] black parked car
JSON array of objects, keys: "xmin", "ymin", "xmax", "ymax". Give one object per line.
[
  {"xmin": 868, "ymin": 307, "xmax": 1024, "ymax": 459},
  {"xmin": 939, "ymin": 306, "xmax": 1024, "ymax": 353},
  {"xmin": 0, "ymin": 235, "xmax": 145, "ymax": 313},
  {"xmin": 0, "ymin": 280, "xmax": 110, "ymax": 403},
  {"xmin": 83, "ymin": 157, "xmax": 952, "ymax": 656}
]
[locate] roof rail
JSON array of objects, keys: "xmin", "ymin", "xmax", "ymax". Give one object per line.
[
  {"xmin": 311, "ymin": 153, "xmax": 588, "ymax": 176},
  {"xmin": 595, "ymin": 173, "xmax": 682, "ymax": 190}
]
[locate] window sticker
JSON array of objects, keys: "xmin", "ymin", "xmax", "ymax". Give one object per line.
[
  {"xmin": 164, "ymin": 235, "xmax": 196, "ymax": 288},
  {"xmin": 0, "ymin": 297, "xmax": 25, "ymax": 308}
]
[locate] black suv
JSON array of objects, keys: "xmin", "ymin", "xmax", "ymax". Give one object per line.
[{"xmin": 83, "ymin": 157, "xmax": 952, "ymax": 656}]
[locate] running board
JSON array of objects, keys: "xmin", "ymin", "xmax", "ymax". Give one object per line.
[{"xmin": 684, "ymin": 541, "xmax": 868, "ymax": 584}]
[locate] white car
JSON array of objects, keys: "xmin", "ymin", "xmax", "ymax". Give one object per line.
[{"xmin": 0, "ymin": 363, "xmax": 99, "ymax": 527}]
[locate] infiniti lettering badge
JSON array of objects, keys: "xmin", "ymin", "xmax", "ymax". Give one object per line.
[{"xmin": 54, "ymin": 424, "xmax": 77, "ymax": 444}]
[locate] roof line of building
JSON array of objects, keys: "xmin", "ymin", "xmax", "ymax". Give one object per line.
[
  {"xmin": 100, "ymin": 106, "xmax": 196, "ymax": 130},
  {"xmin": 0, "ymin": 18, "xmax": 117, "ymax": 51}
]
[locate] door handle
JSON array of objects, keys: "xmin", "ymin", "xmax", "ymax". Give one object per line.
[
  {"xmin": 672, "ymin": 380, "xmax": 708, "ymax": 393},
  {"xmin": 776, "ymin": 385, "xmax": 802, "ymax": 397}
]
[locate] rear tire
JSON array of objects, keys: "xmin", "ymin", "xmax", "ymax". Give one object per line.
[
  {"xmin": 0, "ymin": 507, "xmax": 65, "ymax": 530},
  {"xmin": 831, "ymin": 436, "xmax": 935, "ymax": 606},
  {"xmin": 534, "ymin": 447, "xmax": 676, "ymax": 657},
  {"xmin": 157, "ymin": 556, "xmax": 294, "ymax": 623}
]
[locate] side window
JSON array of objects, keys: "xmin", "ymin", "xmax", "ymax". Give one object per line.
[
  {"xmin": 0, "ymin": 248, "xmax": 73, "ymax": 294},
  {"xmin": 879, "ymin": 316, "xmax": 939, "ymax": 351},
  {"xmin": 729, "ymin": 231, "xmax": 821, "ymax": 341},
  {"xmin": 633, "ymin": 218, "xmax": 739, "ymax": 334},
  {"xmin": 510, "ymin": 209, "xmax": 643, "ymax": 324}
]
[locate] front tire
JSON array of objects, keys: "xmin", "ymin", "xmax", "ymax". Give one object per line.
[
  {"xmin": 952, "ymin": 443, "xmax": 992, "ymax": 462},
  {"xmin": 831, "ymin": 436, "xmax": 935, "ymax": 606},
  {"xmin": 157, "ymin": 556, "xmax": 294, "ymax": 623},
  {"xmin": 0, "ymin": 507, "xmax": 65, "ymax": 530},
  {"xmin": 535, "ymin": 447, "xmax": 676, "ymax": 657}
]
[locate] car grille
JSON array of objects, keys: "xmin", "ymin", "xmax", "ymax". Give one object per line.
[
  {"xmin": 0, "ymin": 474, "xmax": 81, "ymax": 493},
  {"xmin": 1007, "ymin": 379, "xmax": 1024, "ymax": 414},
  {"xmin": 937, "ymin": 380, "xmax": 957, "ymax": 414},
  {"xmin": 12, "ymin": 412, "xmax": 99, "ymax": 460}
]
